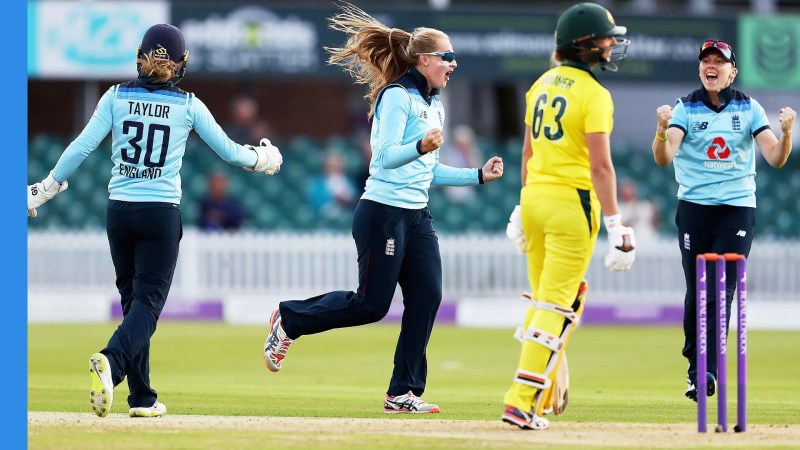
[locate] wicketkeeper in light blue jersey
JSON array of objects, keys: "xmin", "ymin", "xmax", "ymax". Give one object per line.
[
  {"xmin": 652, "ymin": 39, "xmax": 796, "ymax": 403},
  {"xmin": 27, "ymin": 24, "xmax": 284, "ymax": 418},
  {"xmin": 262, "ymin": 3, "xmax": 504, "ymax": 415}
]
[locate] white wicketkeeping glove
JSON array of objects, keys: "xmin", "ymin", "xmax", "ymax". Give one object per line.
[
  {"xmin": 506, "ymin": 205, "xmax": 527, "ymax": 254},
  {"xmin": 27, "ymin": 172, "xmax": 68, "ymax": 218},
  {"xmin": 603, "ymin": 214, "xmax": 636, "ymax": 272},
  {"xmin": 244, "ymin": 138, "xmax": 283, "ymax": 176}
]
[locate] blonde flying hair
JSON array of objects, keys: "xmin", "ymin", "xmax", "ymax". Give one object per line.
[
  {"xmin": 136, "ymin": 50, "xmax": 181, "ymax": 83},
  {"xmin": 325, "ymin": 2, "xmax": 450, "ymax": 119}
]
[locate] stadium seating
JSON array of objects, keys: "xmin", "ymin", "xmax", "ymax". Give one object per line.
[{"xmin": 26, "ymin": 134, "xmax": 800, "ymax": 238}]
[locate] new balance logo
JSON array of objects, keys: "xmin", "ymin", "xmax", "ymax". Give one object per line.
[
  {"xmin": 736, "ymin": 230, "xmax": 747, "ymax": 237},
  {"xmin": 385, "ymin": 238, "xmax": 395, "ymax": 256}
]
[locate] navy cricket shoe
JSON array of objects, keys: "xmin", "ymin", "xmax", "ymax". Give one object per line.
[{"xmin": 685, "ymin": 372, "xmax": 716, "ymax": 402}]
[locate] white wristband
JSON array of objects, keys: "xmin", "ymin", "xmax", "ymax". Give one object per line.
[{"xmin": 603, "ymin": 214, "xmax": 622, "ymax": 230}]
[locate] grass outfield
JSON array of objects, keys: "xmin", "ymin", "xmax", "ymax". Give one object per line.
[{"xmin": 29, "ymin": 323, "xmax": 800, "ymax": 449}]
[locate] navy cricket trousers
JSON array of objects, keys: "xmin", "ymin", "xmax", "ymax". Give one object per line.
[
  {"xmin": 279, "ymin": 199, "xmax": 443, "ymax": 397},
  {"xmin": 676, "ymin": 200, "xmax": 754, "ymax": 384},
  {"xmin": 104, "ymin": 200, "xmax": 182, "ymax": 408}
]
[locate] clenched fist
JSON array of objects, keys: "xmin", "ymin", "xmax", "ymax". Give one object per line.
[
  {"xmin": 778, "ymin": 107, "xmax": 796, "ymax": 134},
  {"xmin": 420, "ymin": 128, "xmax": 444, "ymax": 153},
  {"xmin": 656, "ymin": 105, "xmax": 673, "ymax": 130},
  {"xmin": 482, "ymin": 156, "xmax": 504, "ymax": 182}
]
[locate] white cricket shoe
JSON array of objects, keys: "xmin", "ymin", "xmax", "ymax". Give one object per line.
[
  {"xmin": 263, "ymin": 308, "xmax": 294, "ymax": 372},
  {"xmin": 502, "ymin": 404, "xmax": 550, "ymax": 430},
  {"xmin": 129, "ymin": 401, "xmax": 167, "ymax": 417},
  {"xmin": 89, "ymin": 353, "xmax": 114, "ymax": 417},
  {"xmin": 384, "ymin": 391, "xmax": 441, "ymax": 414}
]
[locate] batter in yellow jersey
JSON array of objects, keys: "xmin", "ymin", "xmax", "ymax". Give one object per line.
[
  {"xmin": 524, "ymin": 65, "xmax": 613, "ymax": 190},
  {"xmin": 501, "ymin": 2, "xmax": 637, "ymax": 431}
]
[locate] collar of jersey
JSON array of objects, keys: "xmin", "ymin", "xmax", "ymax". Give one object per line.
[
  {"xmin": 560, "ymin": 61, "xmax": 598, "ymax": 81},
  {"xmin": 699, "ymin": 85, "xmax": 734, "ymax": 112},
  {"xmin": 136, "ymin": 75, "xmax": 176, "ymax": 91},
  {"xmin": 402, "ymin": 67, "xmax": 439, "ymax": 106}
]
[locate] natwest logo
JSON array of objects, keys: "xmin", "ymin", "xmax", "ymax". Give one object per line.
[{"xmin": 707, "ymin": 137, "xmax": 731, "ymax": 159}]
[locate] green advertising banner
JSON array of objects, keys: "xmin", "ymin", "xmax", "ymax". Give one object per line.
[
  {"xmin": 739, "ymin": 15, "xmax": 800, "ymax": 90},
  {"xmin": 170, "ymin": 4, "xmax": 738, "ymax": 82}
]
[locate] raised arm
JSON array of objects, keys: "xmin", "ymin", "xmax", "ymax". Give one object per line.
[
  {"xmin": 652, "ymin": 104, "xmax": 686, "ymax": 167},
  {"xmin": 756, "ymin": 107, "xmax": 796, "ymax": 168}
]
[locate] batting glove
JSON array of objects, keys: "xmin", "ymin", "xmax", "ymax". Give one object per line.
[
  {"xmin": 603, "ymin": 214, "xmax": 636, "ymax": 272},
  {"xmin": 244, "ymin": 138, "xmax": 283, "ymax": 176},
  {"xmin": 28, "ymin": 172, "xmax": 68, "ymax": 218},
  {"xmin": 506, "ymin": 205, "xmax": 527, "ymax": 254}
]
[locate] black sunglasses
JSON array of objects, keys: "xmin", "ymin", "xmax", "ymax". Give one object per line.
[{"xmin": 423, "ymin": 51, "xmax": 456, "ymax": 62}]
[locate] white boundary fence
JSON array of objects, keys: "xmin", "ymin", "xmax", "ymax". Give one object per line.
[
  {"xmin": 28, "ymin": 230, "xmax": 800, "ymax": 328},
  {"xmin": 28, "ymin": 230, "xmax": 800, "ymax": 300}
]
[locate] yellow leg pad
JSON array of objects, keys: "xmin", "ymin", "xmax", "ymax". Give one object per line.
[
  {"xmin": 513, "ymin": 369, "xmax": 551, "ymax": 389},
  {"xmin": 503, "ymin": 308, "xmax": 567, "ymax": 411},
  {"xmin": 522, "ymin": 302, "xmax": 536, "ymax": 329}
]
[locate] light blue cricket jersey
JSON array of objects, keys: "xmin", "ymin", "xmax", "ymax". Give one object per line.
[
  {"xmin": 52, "ymin": 80, "xmax": 257, "ymax": 204},
  {"xmin": 364, "ymin": 68, "xmax": 480, "ymax": 209},
  {"xmin": 669, "ymin": 86, "xmax": 770, "ymax": 207}
]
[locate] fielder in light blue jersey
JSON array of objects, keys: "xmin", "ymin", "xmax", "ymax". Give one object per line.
[
  {"xmin": 27, "ymin": 24, "xmax": 283, "ymax": 418},
  {"xmin": 262, "ymin": 3, "xmax": 504, "ymax": 415},
  {"xmin": 668, "ymin": 81, "xmax": 769, "ymax": 208},
  {"xmin": 363, "ymin": 77, "xmax": 480, "ymax": 209},
  {"xmin": 652, "ymin": 40, "xmax": 796, "ymax": 403}
]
